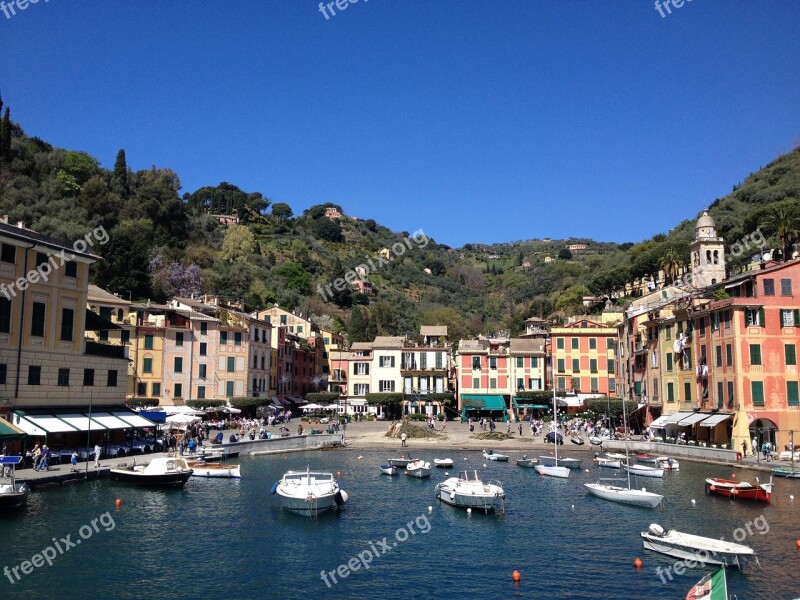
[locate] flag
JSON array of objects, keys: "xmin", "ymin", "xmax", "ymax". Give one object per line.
[{"xmin": 685, "ymin": 567, "xmax": 727, "ymax": 600}]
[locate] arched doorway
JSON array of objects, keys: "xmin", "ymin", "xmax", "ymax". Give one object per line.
[{"xmin": 749, "ymin": 418, "xmax": 777, "ymax": 452}]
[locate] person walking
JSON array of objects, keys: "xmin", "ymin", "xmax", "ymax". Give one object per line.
[
  {"xmin": 742, "ymin": 440, "xmax": 748, "ymax": 458},
  {"xmin": 518, "ymin": 423, "xmax": 523, "ymax": 436},
  {"xmin": 38, "ymin": 445, "xmax": 51, "ymax": 471},
  {"xmin": 70, "ymin": 451, "xmax": 78, "ymax": 472},
  {"xmin": 94, "ymin": 443, "xmax": 102, "ymax": 468}
]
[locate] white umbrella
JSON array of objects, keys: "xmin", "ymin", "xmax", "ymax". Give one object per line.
[
  {"xmin": 165, "ymin": 414, "xmax": 201, "ymax": 429},
  {"xmin": 303, "ymin": 403, "xmax": 324, "ymax": 411},
  {"xmin": 223, "ymin": 406, "xmax": 241, "ymax": 414},
  {"xmin": 324, "ymin": 404, "xmax": 340, "ymax": 411},
  {"xmin": 165, "ymin": 406, "xmax": 206, "ymax": 416}
]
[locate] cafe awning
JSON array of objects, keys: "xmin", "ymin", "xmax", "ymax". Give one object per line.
[
  {"xmin": 59, "ymin": 414, "xmax": 108, "ymax": 431},
  {"xmin": 21, "ymin": 415, "xmax": 77, "ymax": 433},
  {"xmin": 677, "ymin": 412, "xmax": 712, "ymax": 427},
  {"xmin": 12, "ymin": 407, "xmax": 155, "ymax": 434},
  {"xmin": 113, "ymin": 412, "xmax": 156, "ymax": 428},
  {"xmin": 0, "ymin": 418, "xmax": 27, "ymax": 441},
  {"xmin": 699, "ymin": 413, "xmax": 733, "ymax": 428},
  {"xmin": 90, "ymin": 412, "xmax": 137, "ymax": 429},
  {"xmin": 461, "ymin": 394, "xmax": 507, "ymax": 411}
]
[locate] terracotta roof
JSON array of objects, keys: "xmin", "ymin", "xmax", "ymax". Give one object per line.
[
  {"xmin": 509, "ymin": 338, "xmax": 545, "ymax": 354},
  {"xmin": 420, "ymin": 325, "xmax": 448, "ymax": 337}
]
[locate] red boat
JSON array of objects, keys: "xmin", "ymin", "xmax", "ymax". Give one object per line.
[
  {"xmin": 705, "ymin": 477, "xmax": 772, "ymax": 503},
  {"xmin": 635, "ymin": 453, "xmax": 658, "ymax": 464}
]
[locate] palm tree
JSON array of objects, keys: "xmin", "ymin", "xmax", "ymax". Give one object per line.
[
  {"xmin": 760, "ymin": 204, "xmax": 800, "ymax": 262},
  {"xmin": 660, "ymin": 249, "xmax": 683, "ymax": 285}
]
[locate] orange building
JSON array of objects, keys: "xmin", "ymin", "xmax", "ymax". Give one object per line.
[{"xmin": 550, "ymin": 319, "xmax": 617, "ymax": 396}]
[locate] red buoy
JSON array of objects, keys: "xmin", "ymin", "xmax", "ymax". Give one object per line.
[
  {"xmin": 634, "ymin": 558, "xmax": 643, "ymax": 569},
  {"xmin": 795, "ymin": 540, "xmax": 800, "ymax": 549},
  {"xmin": 512, "ymin": 570, "xmax": 521, "ymax": 582},
  {"xmin": 115, "ymin": 498, "xmax": 122, "ymax": 507},
  {"xmin": 709, "ymin": 485, "xmax": 716, "ymax": 491}
]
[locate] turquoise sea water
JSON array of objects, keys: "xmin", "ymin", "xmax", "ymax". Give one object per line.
[{"xmin": 0, "ymin": 450, "xmax": 798, "ymax": 599}]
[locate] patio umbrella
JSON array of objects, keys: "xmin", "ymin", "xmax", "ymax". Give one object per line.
[
  {"xmin": 303, "ymin": 403, "xmax": 324, "ymax": 411},
  {"xmin": 324, "ymin": 404, "xmax": 340, "ymax": 411},
  {"xmin": 165, "ymin": 414, "xmax": 201, "ymax": 429}
]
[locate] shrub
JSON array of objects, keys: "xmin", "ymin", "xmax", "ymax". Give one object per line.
[{"xmin": 127, "ymin": 398, "xmax": 159, "ymax": 409}]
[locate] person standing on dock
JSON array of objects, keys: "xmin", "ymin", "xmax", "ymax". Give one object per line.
[
  {"xmin": 94, "ymin": 443, "xmax": 102, "ymax": 468},
  {"xmin": 401, "ymin": 432, "xmax": 408, "ymax": 447},
  {"xmin": 70, "ymin": 451, "xmax": 78, "ymax": 472}
]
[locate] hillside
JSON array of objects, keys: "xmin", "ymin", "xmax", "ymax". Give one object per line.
[{"xmin": 0, "ymin": 95, "xmax": 798, "ymax": 341}]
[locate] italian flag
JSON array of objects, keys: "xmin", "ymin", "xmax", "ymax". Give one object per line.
[{"xmin": 686, "ymin": 568, "xmax": 727, "ymax": 600}]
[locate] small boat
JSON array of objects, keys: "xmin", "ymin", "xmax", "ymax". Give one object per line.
[
  {"xmin": 641, "ymin": 523, "xmax": 755, "ymax": 568},
  {"xmin": 605, "ymin": 452, "xmax": 627, "ymax": 460},
  {"xmin": 270, "ymin": 466, "xmax": 348, "ymax": 517},
  {"xmin": 570, "ymin": 435, "xmax": 585, "ymax": 446},
  {"xmin": 433, "ymin": 458, "xmax": 454, "ymax": 468},
  {"xmin": 686, "ymin": 567, "xmax": 728, "ymax": 599},
  {"xmin": 705, "ymin": 477, "xmax": 772, "ymax": 503},
  {"xmin": 635, "ymin": 453, "xmax": 658, "ymax": 464},
  {"xmin": 534, "ymin": 462, "xmax": 570, "ymax": 478},
  {"xmin": 0, "ymin": 456, "xmax": 29, "ymax": 510},
  {"xmin": 380, "ymin": 465, "xmax": 398, "ymax": 476},
  {"xmin": 534, "ymin": 383, "xmax": 569, "ymax": 478},
  {"xmin": 435, "ymin": 470, "xmax": 505, "ymax": 513},
  {"xmin": 516, "ymin": 455, "xmax": 539, "ymax": 467},
  {"xmin": 187, "ymin": 461, "xmax": 241, "ymax": 478},
  {"xmin": 595, "ymin": 456, "xmax": 622, "ymax": 469},
  {"xmin": 584, "ymin": 482, "xmax": 663, "ymax": 508},
  {"xmin": 624, "ymin": 464, "xmax": 664, "ymax": 478},
  {"xmin": 388, "ymin": 455, "xmax": 414, "ymax": 468},
  {"xmin": 656, "ymin": 456, "xmax": 680, "ymax": 471},
  {"xmin": 405, "ymin": 459, "xmax": 432, "ymax": 478},
  {"xmin": 109, "ymin": 457, "xmax": 193, "ymax": 488},
  {"xmin": 589, "ymin": 435, "xmax": 610, "ymax": 446},
  {"xmin": 482, "ymin": 449, "xmax": 509, "ymax": 462},
  {"xmin": 772, "ymin": 467, "xmax": 800, "ymax": 479},
  {"xmin": 539, "ymin": 455, "xmax": 582, "ymax": 469}
]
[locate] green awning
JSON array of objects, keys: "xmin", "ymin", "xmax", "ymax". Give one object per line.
[
  {"xmin": 0, "ymin": 418, "xmax": 27, "ymax": 441},
  {"xmin": 461, "ymin": 394, "xmax": 507, "ymax": 411}
]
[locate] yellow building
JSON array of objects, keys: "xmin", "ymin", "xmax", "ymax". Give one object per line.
[{"xmin": 86, "ymin": 284, "xmax": 135, "ymax": 395}]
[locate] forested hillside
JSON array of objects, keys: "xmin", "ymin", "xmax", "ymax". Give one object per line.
[{"xmin": 0, "ymin": 94, "xmax": 797, "ymax": 341}]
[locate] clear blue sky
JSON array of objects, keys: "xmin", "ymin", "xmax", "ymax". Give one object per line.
[{"xmin": 2, "ymin": 1, "xmax": 799, "ymax": 247}]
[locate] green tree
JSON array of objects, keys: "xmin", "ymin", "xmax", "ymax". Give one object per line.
[
  {"xmin": 555, "ymin": 284, "xmax": 590, "ymax": 313},
  {"xmin": 219, "ymin": 224, "xmax": 257, "ymax": 263},
  {"xmin": 112, "ymin": 149, "xmax": 129, "ymax": 197},
  {"xmin": 660, "ymin": 248, "xmax": 683, "ymax": 285},
  {"xmin": 0, "ymin": 107, "xmax": 11, "ymax": 161},
  {"xmin": 91, "ymin": 219, "xmax": 154, "ymax": 299},
  {"xmin": 271, "ymin": 202, "xmax": 293, "ymax": 219},
  {"xmin": 760, "ymin": 204, "xmax": 800, "ymax": 261},
  {"xmin": 558, "ymin": 248, "xmax": 573, "ymax": 260},
  {"xmin": 348, "ymin": 305, "xmax": 368, "ymax": 342},
  {"xmin": 315, "ymin": 218, "xmax": 344, "ymax": 242},
  {"xmin": 272, "ymin": 262, "xmax": 311, "ymax": 294}
]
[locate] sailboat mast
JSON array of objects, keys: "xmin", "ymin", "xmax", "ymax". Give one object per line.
[{"xmin": 623, "ymin": 398, "xmax": 631, "ymax": 490}]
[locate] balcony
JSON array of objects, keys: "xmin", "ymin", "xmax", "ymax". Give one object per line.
[{"xmin": 85, "ymin": 340, "xmax": 127, "ymax": 359}]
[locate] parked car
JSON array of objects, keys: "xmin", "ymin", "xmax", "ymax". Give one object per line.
[{"xmin": 545, "ymin": 432, "xmax": 564, "ymax": 445}]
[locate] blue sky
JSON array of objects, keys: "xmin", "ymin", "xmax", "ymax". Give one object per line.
[{"xmin": 2, "ymin": 1, "xmax": 799, "ymax": 247}]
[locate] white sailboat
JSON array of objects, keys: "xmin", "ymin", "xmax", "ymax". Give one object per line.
[
  {"xmin": 584, "ymin": 398, "xmax": 663, "ymax": 508},
  {"xmin": 534, "ymin": 372, "xmax": 570, "ymax": 479}
]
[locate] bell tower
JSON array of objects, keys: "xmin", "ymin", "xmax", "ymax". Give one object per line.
[{"xmin": 689, "ymin": 211, "xmax": 725, "ymax": 287}]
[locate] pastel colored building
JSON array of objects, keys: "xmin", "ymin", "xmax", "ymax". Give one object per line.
[{"xmin": 550, "ymin": 319, "xmax": 617, "ymax": 396}]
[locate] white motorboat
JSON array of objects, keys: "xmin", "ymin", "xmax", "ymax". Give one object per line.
[
  {"xmin": 188, "ymin": 461, "xmax": 241, "ymax": 478},
  {"xmin": 433, "ymin": 458, "xmax": 454, "ymax": 468},
  {"xmin": 570, "ymin": 435, "xmax": 585, "ymax": 446},
  {"xmin": 589, "ymin": 435, "xmax": 611, "ymax": 446},
  {"xmin": 380, "ymin": 464, "xmax": 398, "ymax": 476},
  {"xmin": 0, "ymin": 457, "xmax": 29, "ymax": 510},
  {"xmin": 656, "ymin": 456, "xmax": 680, "ymax": 471},
  {"xmin": 641, "ymin": 524, "xmax": 756, "ymax": 568},
  {"xmin": 516, "ymin": 455, "xmax": 539, "ymax": 467},
  {"xmin": 594, "ymin": 456, "xmax": 622, "ymax": 469},
  {"xmin": 605, "ymin": 452, "xmax": 627, "ymax": 460},
  {"xmin": 584, "ymin": 398, "xmax": 663, "ymax": 509},
  {"xmin": 584, "ymin": 482, "xmax": 663, "ymax": 508},
  {"xmin": 388, "ymin": 455, "xmax": 414, "ymax": 468},
  {"xmin": 625, "ymin": 464, "xmax": 664, "ymax": 478},
  {"xmin": 109, "ymin": 457, "xmax": 193, "ymax": 488},
  {"xmin": 435, "ymin": 470, "xmax": 505, "ymax": 513},
  {"xmin": 270, "ymin": 466, "xmax": 348, "ymax": 517},
  {"xmin": 482, "ymin": 449, "xmax": 509, "ymax": 462},
  {"xmin": 538, "ymin": 455, "xmax": 582, "ymax": 469},
  {"xmin": 405, "ymin": 459, "xmax": 432, "ymax": 478}
]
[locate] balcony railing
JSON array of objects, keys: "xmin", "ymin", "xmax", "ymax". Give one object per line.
[{"xmin": 85, "ymin": 340, "xmax": 127, "ymax": 359}]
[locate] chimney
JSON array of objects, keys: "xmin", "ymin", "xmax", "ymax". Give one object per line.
[{"xmin": 16, "ymin": 221, "xmax": 25, "ymax": 229}]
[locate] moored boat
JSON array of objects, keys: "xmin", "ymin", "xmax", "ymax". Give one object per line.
[
  {"xmin": 0, "ymin": 457, "xmax": 29, "ymax": 510},
  {"xmin": 641, "ymin": 523, "xmax": 755, "ymax": 568},
  {"xmin": 584, "ymin": 482, "xmax": 663, "ymax": 508},
  {"xmin": 435, "ymin": 470, "xmax": 505, "ymax": 513},
  {"xmin": 570, "ymin": 435, "xmax": 585, "ymax": 446},
  {"xmin": 380, "ymin": 464, "xmax": 398, "ymax": 476},
  {"xmin": 539, "ymin": 455, "xmax": 582, "ymax": 469},
  {"xmin": 405, "ymin": 459, "xmax": 432, "ymax": 478},
  {"xmin": 388, "ymin": 455, "xmax": 414, "ymax": 468},
  {"xmin": 516, "ymin": 455, "xmax": 539, "ymax": 467},
  {"xmin": 635, "ymin": 453, "xmax": 658, "ymax": 464},
  {"xmin": 109, "ymin": 457, "xmax": 193, "ymax": 488},
  {"xmin": 433, "ymin": 458, "xmax": 454, "ymax": 468},
  {"xmin": 705, "ymin": 477, "xmax": 772, "ymax": 503},
  {"xmin": 270, "ymin": 466, "xmax": 348, "ymax": 517},
  {"xmin": 624, "ymin": 463, "xmax": 664, "ymax": 478},
  {"xmin": 772, "ymin": 467, "xmax": 800, "ymax": 478},
  {"xmin": 482, "ymin": 449, "xmax": 509, "ymax": 462},
  {"xmin": 188, "ymin": 461, "xmax": 241, "ymax": 478},
  {"xmin": 594, "ymin": 456, "xmax": 621, "ymax": 469},
  {"xmin": 656, "ymin": 456, "xmax": 680, "ymax": 471}
]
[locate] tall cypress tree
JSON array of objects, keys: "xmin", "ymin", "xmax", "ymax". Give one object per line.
[
  {"xmin": 348, "ymin": 306, "xmax": 368, "ymax": 343},
  {"xmin": 112, "ymin": 149, "xmax": 129, "ymax": 196},
  {"xmin": 0, "ymin": 107, "xmax": 10, "ymax": 162}
]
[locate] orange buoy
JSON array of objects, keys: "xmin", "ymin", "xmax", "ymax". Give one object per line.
[
  {"xmin": 795, "ymin": 540, "xmax": 800, "ymax": 549},
  {"xmin": 115, "ymin": 498, "xmax": 122, "ymax": 507},
  {"xmin": 731, "ymin": 473, "xmax": 736, "ymax": 479},
  {"xmin": 336, "ymin": 471, "xmax": 341, "ymax": 477},
  {"xmin": 512, "ymin": 570, "xmax": 521, "ymax": 582},
  {"xmin": 634, "ymin": 558, "xmax": 643, "ymax": 569},
  {"xmin": 709, "ymin": 485, "xmax": 716, "ymax": 491}
]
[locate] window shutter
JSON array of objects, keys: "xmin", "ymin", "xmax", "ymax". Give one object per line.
[
  {"xmin": 795, "ymin": 309, "xmax": 800, "ymax": 326},
  {"xmin": 365, "ymin": 363, "xmax": 369, "ymax": 375},
  {"xmin": 759, "ymin": 308, "xmax": 765, "ymax": 327}
]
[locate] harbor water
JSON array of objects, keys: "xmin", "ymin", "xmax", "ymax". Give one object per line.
[{"xmin": 0, "ymin": 450, "xmax": 798, "ymax": 599}]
